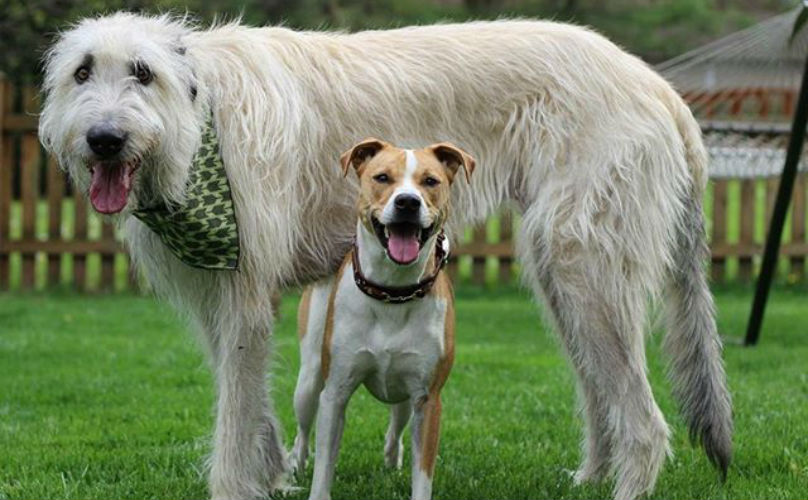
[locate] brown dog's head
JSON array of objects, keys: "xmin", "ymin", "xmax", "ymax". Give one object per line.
[{"xmin": 340, "ymin": 138, "xmax": 475, "ymax": 265}]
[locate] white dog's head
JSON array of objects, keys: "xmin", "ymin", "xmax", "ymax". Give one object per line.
[{"xmin": 39, "ymin": 13, "xmax": 202, "ymax": 215}]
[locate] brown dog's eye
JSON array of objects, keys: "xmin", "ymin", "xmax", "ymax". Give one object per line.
[
  {"xmin": 74, "ymin": 66, "xmax": 90, "ymax": 84},
  {"xmin": 133, "ymin": 63, "xmax": 153, "ymax": 85},
  {"xmin": 423, "ymin": 176, "xmax": 440, "ymax": 187},
  {"xmin": 373, "ymin": 173, "xmax": 390, "ymax": 183}
]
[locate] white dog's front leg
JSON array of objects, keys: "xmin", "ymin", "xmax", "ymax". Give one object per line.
[
  {"xmin": 291, "ymin": 350, "xmax": 324, "ymax": 477},
  {"xmin": 410, "ymin": 392, "xmax": 442, "ymax": 500},
  {"xmin": 308, "ymin": 383, "xmax": 354, "ymax": 500},
  {"xmin": 208, "ymin": 321, "xmax": 288, "ymax": 500}
]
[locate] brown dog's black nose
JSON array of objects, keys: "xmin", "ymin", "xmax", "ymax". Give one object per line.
[
  {"xmin": 87, "ymin": 125, "xmax": 127, "ymax": 158},
  {"xmin": 394, "ymin": 193, "xmax": 421, "ymax": 213}
]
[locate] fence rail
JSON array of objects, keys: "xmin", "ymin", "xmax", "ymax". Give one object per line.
[
  {"xmin": 0, "ymin": 81, "xmax": 132, "ymax": 292},
  {"xmin": 1, "ymin": 81, "xmax": 806, "ymax": 291}
]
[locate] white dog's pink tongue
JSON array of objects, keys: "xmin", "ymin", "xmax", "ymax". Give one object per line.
[
  {"xmin": 387, "ymin": 232, "xmax": 420, "ymax": 264},
  {"xmin": 89, "ymin": 163, "xmax": 132, "ymax": 214}
]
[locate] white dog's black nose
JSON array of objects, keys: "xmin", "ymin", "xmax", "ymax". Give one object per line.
[
  {"xmin": 394, "ymin": 193, "xmax": 421, "ymax": 214},
  {"xmin": 87, "ymin": 125, "xmax": 127, "ymax": 158}
]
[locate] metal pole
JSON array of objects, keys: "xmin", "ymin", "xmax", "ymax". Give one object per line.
[{"xmin": 744, "ymin": 53, "xmax": 808, "ymax": 346}]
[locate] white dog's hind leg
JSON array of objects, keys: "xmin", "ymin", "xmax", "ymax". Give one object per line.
[
  {"xmin": 518, "ymin": 201, "xmax": 671, "ymax": 500},
  {"xmin": 573, "ymin": 382, "xmax": 613, "ymax": 484},
  {"xmin": 384, "ymin": 400, "xmax": 412, "ymax": 469},
  {"xmin": 538, "ymin": 270, "xmax": 669, "ymax": 500}
]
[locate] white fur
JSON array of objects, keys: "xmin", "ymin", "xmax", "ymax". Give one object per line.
[
  {"xmin": 380, "ymin": 150, "xmax": 431, "ymax": 228},
  {"xmin": 412, "ymin": 468, "xmax": 433, "ymax": 500},
  {"xmin": 40, "ymin": 13, "xmax": 732, "ymax": 500}
]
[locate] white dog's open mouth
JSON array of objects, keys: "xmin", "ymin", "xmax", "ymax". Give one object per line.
[
  {"xmin": 372, "ymin": 217, "xmax": 434, "ymax": 265},
  {"xmin": 89, "ymin": 160, "xmax": 140, "ymax": 214}
]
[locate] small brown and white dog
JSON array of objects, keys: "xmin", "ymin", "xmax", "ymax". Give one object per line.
[{"xmin": 291, "ymin": 138, "xmax": 474, "ymax": 500}]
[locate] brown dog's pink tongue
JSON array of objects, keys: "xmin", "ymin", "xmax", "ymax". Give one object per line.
[
  {"xmin": 89, "ymin": 163, "xmax": 131, "ymax": 214},
  {"xmin": 387, "ymin": 233, "xmax": 420, "ymax": 264}
]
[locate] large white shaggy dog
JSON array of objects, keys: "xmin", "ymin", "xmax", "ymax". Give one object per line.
[{"xmin": 39, "ymin": 13, "xmax": 732, "ymax": 500}]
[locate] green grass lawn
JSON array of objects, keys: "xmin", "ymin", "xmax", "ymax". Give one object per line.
[{"xmin": 1, "ymin": 286, "xmax": 806, "ymax": 500}]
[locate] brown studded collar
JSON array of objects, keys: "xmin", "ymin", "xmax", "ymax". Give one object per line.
[{"xmin": 351, "ymin": 231, "xmax": 449, "ymax": 304}]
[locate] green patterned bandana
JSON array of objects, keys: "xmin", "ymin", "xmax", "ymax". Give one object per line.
[{"xmin": 133, "ymin": 112, "xmax": 240, "ymax": 271}]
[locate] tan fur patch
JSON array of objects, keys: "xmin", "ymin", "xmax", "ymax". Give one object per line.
[
  {"xmin": 429, "ymin": 272, "xmax": 455, "ymax": 395},
  {"xmin": 320, "ymin": 253, "xmax": 352, "ymax": 380},
  {"xmin": 419, "ymin": 392, "xmax": 443, "ymax": 477},
  {"xmin": 297, "ymin": 287, "xmax": 313, "ymax": 340},
  {"xmin": 271, "ymin": 292, "xmax": 282, "ymax": 320},
  {"xmin": 420, "ymin": 271, "xmax": 455, "ymax": 476}
]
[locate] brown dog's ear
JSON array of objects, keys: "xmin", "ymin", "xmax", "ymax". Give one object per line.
[
  {"xmin": 429, "ymin": 142, "xmax": 476, "ymax": 183},
  {"xmin": 339, "ymin": 138, "xmax": 387, "ymax": 177}
]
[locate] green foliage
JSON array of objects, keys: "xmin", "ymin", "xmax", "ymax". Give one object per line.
[
  {"xmin": 0, "ymin": 0, "xmax": 792, "ymax": 84},
  {"xmin": 1, "ymin": 287, "xmax": 807, "ymax": 498},
  {"xmin": 0, "ymin": 0, "xmax": 146, "ymax": 84},
  {"xmin": 515, "ymin": 0, "xmax": 758, "ymax": 61}
]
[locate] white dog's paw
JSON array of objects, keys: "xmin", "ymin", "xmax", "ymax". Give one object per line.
[
  {"xmin": 569, "ymin": 464, "xmax": 607, "ymax": 486},
  {"xmin": 383, "ymin": 438, "xmax": 404, "ymax": 469},
  {"xmin": 288, "ymin": 453, "xmax": 306, "ymax": 479},
  {"xmin": 572, "ymin": 468, "xmax": 589, "ymax": 486},
  {"xmin": 289, "ymin": 439, "xmax": 308, "ymax": 479}
]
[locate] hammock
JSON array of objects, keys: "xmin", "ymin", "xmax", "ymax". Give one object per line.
[{"xmin": 656, "ymin": 7, "xmax": 805, "ymax": 178}]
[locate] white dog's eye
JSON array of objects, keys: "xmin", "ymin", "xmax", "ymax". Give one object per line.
[
  {"xmin": 133, "ymin": 63, "xmax": 153, "ymax": 85},
  {"xmin": 373, "ymin": 173, "xmax": 390, "ymax": 183},
  {"xmin": 74, "ymin": 66, "xmax": 90, "ymax": 84}
]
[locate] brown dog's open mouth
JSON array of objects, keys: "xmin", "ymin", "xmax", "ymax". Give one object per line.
[
  {"xmin": 89, "ymin": 160, "xmax": 140, "ymax": 214},
  {"xmin": 372, "ymin": 217, "xmax": 434, "ymax": 265}
]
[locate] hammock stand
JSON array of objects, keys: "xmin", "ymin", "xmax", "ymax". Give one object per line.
[{"xmin": 657, "ymin": 6, "xmax": 808, "ymax": 346}]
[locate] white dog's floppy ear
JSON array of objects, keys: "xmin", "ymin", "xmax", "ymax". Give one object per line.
[
  {"xmin": 340, "ymin": 138, "xmax": 386, "ymax": 177},
  {"xmin": 429, "ymin": 142, "xmax": 476, "ymax": 183}
]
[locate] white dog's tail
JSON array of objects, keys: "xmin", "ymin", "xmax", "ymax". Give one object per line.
[{"xmin": 663, "ymin": 99, "xmax": 733, "ymax": 479}]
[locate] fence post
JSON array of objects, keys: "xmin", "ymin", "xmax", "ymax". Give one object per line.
[
  {"xmin": 101, "ymin": 221, "xmax": 115, "ymax": 291},
  {"xmin": 47, "ymin": 156, "xmax": 63, "ymax": 286},
  {"xmin": 0, "ymin": 79, "xmax": 8, "ymax": 290},
  {"xmin": 498, "ymin": 211, "xmax": 513, "ymax": 285},
  {"xmin": 765, "ymin": 178, "xmax": 780, "ymax": 277},
  {"xmin": 20, "ymin": 87, "xmax": 40, "ymax": 290},
  {"xmin": 711, "ymin": 180, "xmax": 728, "ymax": 282},
  {"xmin": 471, "ymin": 225, "xmax": 486, "ymax": 286},
  {"xmin": 791, "ymin": 174, "xmax": 805, "ymax": 279},
  {"xmin": 20, "ymin": 135, "xmax": 38, "ymax": 290},
  {"xmin": 73, "ymin": 186, "xmax": 88, "ymax": 291},
  {"xmin": 739, "ymin": 180, "xmax": 755, "ymax": 281}
]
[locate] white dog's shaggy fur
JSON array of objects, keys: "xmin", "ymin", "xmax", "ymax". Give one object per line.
[{"xmin": 39, "ymin": 13, "xmax": 732, "ymax": 500}]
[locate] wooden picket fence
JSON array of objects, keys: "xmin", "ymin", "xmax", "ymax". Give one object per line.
[
  {"xmin": 709, "ymin": 176, "xmax": 807, "ymax": 283},
  {"xmin": 0, "ymin": 81, "xmax": 132, "ymax": 292},
  {"xmin": 1, "ymin": 80, "xmax": 806, "ymax": 292}
]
